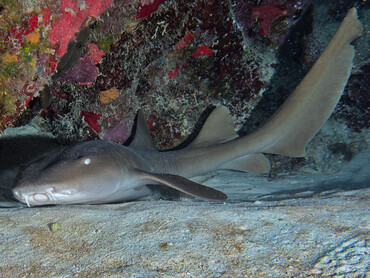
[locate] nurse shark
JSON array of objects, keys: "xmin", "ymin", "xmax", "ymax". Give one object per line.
[{"xmin": 12, "ymin": 8, "xmax": 363, "ymax": 206}]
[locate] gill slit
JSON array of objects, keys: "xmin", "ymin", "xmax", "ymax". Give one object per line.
[{"xmin": 48, "ymin": 192, "xmax": 56, "ymax": 204}]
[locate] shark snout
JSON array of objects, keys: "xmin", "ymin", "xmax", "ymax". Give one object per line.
[{"xmin": 12, "ymin": 189, "xmax": 25, "ymax": 203}]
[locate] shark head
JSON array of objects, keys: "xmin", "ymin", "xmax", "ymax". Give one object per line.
[{"xmin": 12, "ymin": 140, "xmax": 143, "ymax": 206}]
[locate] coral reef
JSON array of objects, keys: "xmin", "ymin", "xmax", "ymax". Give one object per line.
[
  {"xmin": 0, "ymin": 2, "xmax": 53, "ymax": 132},
  {"xmin": 49, "ymin": 0, "xmax": 113, "ymax": 57},
  {"xmin": 231, "ymin": 0, "xmax": 306, "ymax": 42},
  {"xmin": 45, "ymin": 0, "xmax": 308, "ymax": 147},
  {"xmin": 0, "ymin": 0, "xmax": 113, "ymax": 134},
  {"xmin": 1, "ymin": 0, "xmax": 367, "ymax": 157}
]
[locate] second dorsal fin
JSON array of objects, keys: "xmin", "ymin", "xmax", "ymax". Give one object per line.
[
  {"xmin": 188, "ymin": 106, "xmax": 238, "ymax": 149},
  {"xmin": 129, "ymin": 110, "xmax": 157, "ymax": 151}
]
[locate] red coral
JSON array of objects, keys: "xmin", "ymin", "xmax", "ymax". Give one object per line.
[
  {"xmin": 168, "ymin": 66, "xmax": 180, "ymax": 79},
  {"xmin": 135, "ymin": 0, "xmax": 166, "ymax": 19},
  {"xmin": 41, "ymin": 7, "xmax": 52, "ymax": 26},
  {"xmin": 175, "ymin": 31, "xmax": 194, "ymax": 49},
  {"xmin": 183, "ymin": 32, "xmax": 194, "ymax": 42},
  {"xmin": 9, "ymin": 12, "xmax": 39, "ymax": 42},
  {"xmin": 251, "ymin": 4, "xmax": 287, "ymax": 36},
  {"xmin": 81, "ymin": 111, "xmax": 102, "ymax": 132},
  {"xmin": 48, "ymin": 44, "xmax": 59, "ymax": 73},
  {"xmin": 147, "ymin": 115, "xmax": 155, "ymax": 132},
  {"xmin": 10, "ymin": 27, "xmax": 24, "ymax": 40},
  {"xmin": 192, "ymin": 45, "xmax": 214, "ymax": 57},
  {"xmin": 85, "ymin": 0, "xmax": 113, "ymax": 17},
  {"xmin": 25, "ymin": 95, "xmax": 33, "ymax": 107},
  {"xmin": 24, "ymin": 13, "xmax": 38, "ymax": 35},
  {"xmin": 50, "ymin": 0, "xmax": 113, "ymax": 57},
  {"xmin": 87, "ymin": 43, "xmax": 105, "ymax": 64}
]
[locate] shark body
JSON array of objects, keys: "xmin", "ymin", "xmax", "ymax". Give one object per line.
[{"xmin": 12, "ymin": 8, "xmax": 363, "ymax": 206}]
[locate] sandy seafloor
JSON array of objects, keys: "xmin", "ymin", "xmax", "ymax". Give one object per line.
[{"xmin": 0, "ymin": 126, "xmax": 369, "ymax": 277}]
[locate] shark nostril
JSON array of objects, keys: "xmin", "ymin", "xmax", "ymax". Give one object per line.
[
  {"xmin": 32, "ymin": 193, "xmax": 50, "ymax": 203},
  {"xmin": 13, "ymin": 190, "xmax": 24, "ymax": 200},
  {"xmin": 47, "ymin": 187, "xmax": 55, "ymax": 194}
]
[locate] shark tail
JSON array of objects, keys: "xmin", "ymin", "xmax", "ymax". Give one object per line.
[
  {"xmin": 190, "ymin": 8, "xmax": 362, "ymax": 174},
  {"xmin": 257, "ymin": 7, "xmax": 363, "ymax": 157}
]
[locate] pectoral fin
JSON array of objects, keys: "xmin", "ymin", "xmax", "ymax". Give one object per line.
[{"xmin": 139, "ymin": 171, "xmax": 228, "ymax": 201}]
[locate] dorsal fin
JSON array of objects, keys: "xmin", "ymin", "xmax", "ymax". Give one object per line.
[
  {"xmin": 188, "ymin": 106, "xmax": 238, "ymax": 148},
  {"xmin": 129, "ymin": 110, "xmax": 157, "ymax": 151}
]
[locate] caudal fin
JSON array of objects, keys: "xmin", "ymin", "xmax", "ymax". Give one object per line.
[{"xmin": 260, "ymin": 8, "xmax": 363, "ymax": 157}]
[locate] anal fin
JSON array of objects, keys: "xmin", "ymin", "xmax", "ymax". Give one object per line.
[{"xmin": 220, "ymin": 153, "xmax": 270, "ymax": 173}]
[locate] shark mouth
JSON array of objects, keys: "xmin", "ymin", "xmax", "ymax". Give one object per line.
[
  {"xmin": 21, "ymin": 189, "xmax": 74, "ymax": 207},
  {"xmin": 24, "ymin": 192, "xmax": 52, "ymax": 207},
  {"xmin": 12, "ymin": 189, "xmax": 54, "ymax": 207}
]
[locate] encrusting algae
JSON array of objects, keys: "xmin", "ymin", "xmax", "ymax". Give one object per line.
[{"xmin": 100, "ymin": 88, "xmax": 120, "ymax": 104}]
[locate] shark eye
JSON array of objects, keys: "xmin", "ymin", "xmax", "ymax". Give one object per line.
[{"xmin": 76, "ymin": 155, "xmax": 91, "ymax": 165}]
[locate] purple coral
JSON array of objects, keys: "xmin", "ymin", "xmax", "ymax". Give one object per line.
[
  {"xmin": 103, "ymin": 118, "xmax": 131, "ymax": 143},
  {"xmin": 58, "ymin": 57, "xmax": 99, "ymax": 85}
]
